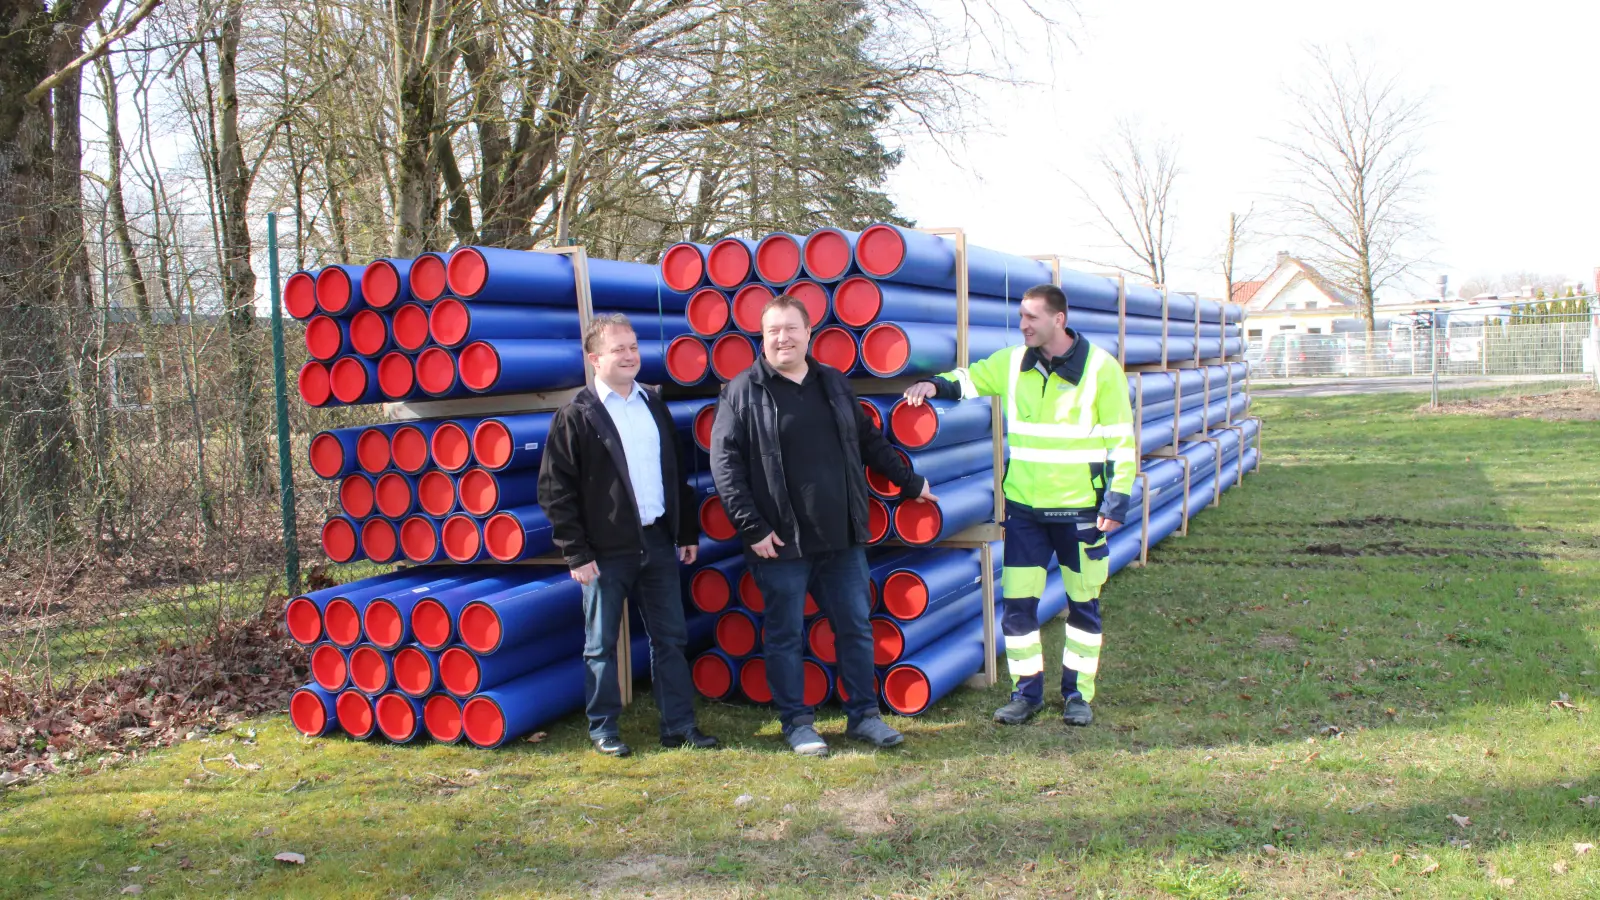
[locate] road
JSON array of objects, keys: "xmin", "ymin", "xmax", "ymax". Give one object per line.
[{"xmin": 1250, "ymin": 373, "xmax": 1593, "ymax": 398}]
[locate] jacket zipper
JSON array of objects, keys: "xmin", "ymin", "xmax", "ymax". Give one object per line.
[{"xmin": 756, "ymin": 382, "xmax": 801, "ymax": 557}]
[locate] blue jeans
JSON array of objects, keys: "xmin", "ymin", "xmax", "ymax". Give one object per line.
[
  {"xmin": 749, "ymin": 545, "xmax": 880, "ymax": 731},
  {"xmin": 581, "ymin": 524, "xmax": 697, "ymax": 741}
]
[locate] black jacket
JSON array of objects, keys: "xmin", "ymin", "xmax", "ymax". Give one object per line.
[
  {"xmin": 537, "ymin": 384, "xmax": 699, "ymax": 569},
  {"xmin": 710, "ymin": 356, "xmax": 926, "ymax": 561}
]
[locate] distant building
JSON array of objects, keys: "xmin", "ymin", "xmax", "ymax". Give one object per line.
[{"xmin": 1235, "ymin": 252, "xmax": 1363, "ymax": 345}]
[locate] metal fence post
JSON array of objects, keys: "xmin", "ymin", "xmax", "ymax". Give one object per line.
[
  {"xmin": 1429, "ymin": 315, "xmax": 1439, "ymax": 409},
  {"xmin": 267, "ymin": 213, "xmax": 300, "ymax": 593}
]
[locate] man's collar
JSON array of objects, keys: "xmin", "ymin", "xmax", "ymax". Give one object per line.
[
  {"xmin": 1019, "ymin": 327, "xmax": 1090, "ymax": 385},
  {"xmin": 595, "ymin": 378, "xmax": 642, "ymax": 403},
  {"xmin": 755, "ymin": 355, "xmax": 818, "ymax": 384}
]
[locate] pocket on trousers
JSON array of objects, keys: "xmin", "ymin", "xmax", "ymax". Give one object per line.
[{"xmin": 1076, "ymin": 523, "xmax": 1109, "ymax": 560}]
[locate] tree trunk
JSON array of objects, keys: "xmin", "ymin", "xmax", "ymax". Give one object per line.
[{"xmin": 391, "ymin": 0, "xmax": 446, "ymax": 256}]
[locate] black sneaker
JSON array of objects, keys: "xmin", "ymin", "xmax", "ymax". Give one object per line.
[
  {"xmin": 593, "ymin": 736, "xmax": 633, "ymax": 757},
  {"xmin": 661, "ymin": 727, "xmax": 720, "ymax": 750},
  {"xmin": 993, "ymin": 698, "xmax": 1043, "ymax": 725},
  {"xmin": 1063, "ymin": 697, "xmax": 1093, "ymax": 727}
]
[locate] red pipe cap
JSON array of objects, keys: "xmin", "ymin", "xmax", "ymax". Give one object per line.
[
  {"xmin": 430, "ymin": 422, "xmax": 471, "ymax": 472},
  {"xmin": 860, "ymin": 323, "xmax": 909, "ymax": 376},
  {"xmin": 692, "ymin": 653, "xmax": 733, "ymax": 698},
  {"xmin": 756, "ymin": 234, "xmax": 802, "ymax": 284},
  {"xmin": 483, "ymin": 512, "xmax": 525, "ymax": 561},
  {"xmin": 349, "ymin": 645, "xmax": 389, "ymax": 693},
  {"xmin": 376, "ymin": 693, "xmax": 417, "ymax": 741},
  {"xmin": 865, "ymin": 465, "xmax": 899, "ymax": 498},
  {"xmin": 339, "ymin": 475, "xmax": 374, "ymax": 519},
  {"xmin": 731, "ymin": 283, "xmax": 775, "ymax": 333},
  {"xmin": 439, "ymin": 647, "xmax": 481, "ymax": 696},
  {"xmin": 410, "ymin": 599, "xmax": 451, "ymax": 650},
  {"xmin": 363, "ymin": 599, "xmax": 403, "ymax": 650},
  {"xmin": 883, "ymin": 665, "xmax": 928, "ymax": 716},
  {"xmin": 707, "ymin": 239, "xmax": 753, "ymax": 288},
  {"xmin": 417, "ymin": 470, "xmax": 456, "ymax": 517},
  {"xmin": 390, "ymin": 425, "xmax": 429, "ymax": 473},
  {"xmin": 867, "ymin": 497, "xmax": 892, "ymax": 544},
  {"xmin": 429, "ymin": 297, "xmax": 470, "ymax": 347},
  {"xmin": 305, "ymin": 316, "xmax": 344, "ymax": 360},
  {"xmin": 424, "ymin": 694, "xmax": 462, "ymax": 742},
  {"xmin": 711, "ymin": 335, "xmax": 755, "ymax": 381},
  {"xmin": 409, "ymin": 254, "xmax": 447, "ymax": 302},
  {"xmin": 308, "ymin": 432, "xmax": 346, "ymax": 479},
  {"xmin": 855, "ymin": 224, "xmax": 907, "ymax": 277},
  {"xmin": 350, "ymin": 310, "xmax": 389, "ymax": 356},
  {"xmin": 285, "ymin": 597, "xmax": 323, "ymax": 645},
  {"xmin": 415, "ymin": 347, "xmax": 457, "ymax": 395},
  {"xmin": 392, "ymin": 304, "xmax": 431, "ymax": 352},
  {"xmin": 805, "ymin": 593, "xmax": 819, "ymax": 616},
  {"xmin": 715, "ymin": 612, "xmax": 757, "ymax": 657},
  {"xmin": 315, "ymin": 266, "xmax": 354, "ymax": 314},
  {"xmin": 297, "ymin": 361, "xmax": 332, "ymax": 407},
  {"xmin": 882, "ymin": 571, "xmax": 930, "ymax": 620},
  {"xmin": 362, "ymin": 259, "xmax": 401, "ymax": 309},
  {"xmin": 393, "ymin": 647, "xmax": 433, "ymax": 696},
  {"xmin": 736, "ymin": 571, "xmax": 764, "ymax": 613},
  {"xmin": 335, "ymin": 690, "xmax": 375, "ymax": 738},
  {"xmin": 353, "ymin": 430, "xmax": 388, "ymax": 476},
  {"xmin": 456, "ymin": 468, "xmax": 497, "ymax": 516},
  {"xmin": 689, "ymin": 569, "xmax": 731, "ymax": 614},
  {"xmin": 804, "ymin": 230, "xmax": 851, "ymax": 280},
  {"xmin": 330, "ymin": 357, "xmax": 371, "ymax": 404},
  {"xmin": 700, "ymin": 496, "xmax": 736, "ymax": 542},
  {"xmin": 871, "ymin": 618, "xmax": 903, "ymax": 666},
  {"xmin": 374, "ymin": 472, "xmax": 412, "ymax": 519},
  {"xmin": 666, "ymin": 336, "xmax": 709, "ymax": 383},
  {"xmin": 446, "ymin": 247, "xmax": 489, "ymax": 297},
  {"xmin": 472, "ymin": 420, "xmax": 512, "ymax": 470},
  {"xmin": 400, "ymin": 516, "xmax": 438, "ymax": 562},
  {"xmin": 289, "ymin": 689, "xmax": 328, "ymax": 736},
  {"xmin": 802, "ymin": 659, "xmax": 830, "ymax": 707},
  {"xmin": 323, "ymin": 598, "xmax": 361, "ymax": 647},
  {"xmin": 890, "ymin": 399, "xmax": 938, "ymax": 449},
  {"xmin": 310, "ymin": 644, "xmax": 347, "ymax": 690},
  {"xmin": 857, "ymin": 398, "xmax": 883, "ymax": 432},
  {"xmin": 692, "ymin": 405, "xmax": 716, "ymax": 452},
  {"xmin": 686, "ymin": 288, "xmax": 730, "ymax": 336},
  {"xmin": 739, "ymin": 658, "xmax": 771, "ymax": 703},
  {"xmin": 808, "ymin": 617, "xmax": 837, "ymax": 663},
  {"xmin": 321, "ymin": 518, "xmax": 358, "ymax": 564},
  {"xmin": 832, "ymin": 277, "xmax": 883, "ymax": 328},
  {"xmin": 377, "ymin": 352, "xmax": 415, "ymax": 400},
  {"xmin": 811, "ymin": 327, "xmax": 857, "ymax": 373},
  {"xmin": 441, "ymin": 514, "xmax": 481, "ymax": 562},
  {"xmin": 284, "ymin": 271, "xmax": 318, "ymax": 319},
  {"xmin": 892, "ymin": 499, "xmax": 943, "ymax": 545},
  {"xmin": 784, "ymin": 281, "xmax": 830, "ymax": 328},
  {"xmin": 459, "ymin": 602, "xmax": 502, "ymax": 653},
  {"xmin": 458, "ymin": 341, "xmax": 500, "ymax": 391},
  {"xmin": 461, "ymin": 697, "xmax": 504, "ymax": 748},
  {"xmin": 360, "ymin": 518, "xmax": 399, "ymax": 563},
  {"xmin": 661, "ymin": 244, "xmax": 706, "ymax": 293}
]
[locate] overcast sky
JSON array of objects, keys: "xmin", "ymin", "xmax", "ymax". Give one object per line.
[{"xmin": 886, "ymin": 0, "xmax": 1600, "ymax": 302}]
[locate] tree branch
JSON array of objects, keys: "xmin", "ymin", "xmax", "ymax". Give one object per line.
[{"xmin": 27, "ymin": 0, "xmax": 163, "ymax": 104}]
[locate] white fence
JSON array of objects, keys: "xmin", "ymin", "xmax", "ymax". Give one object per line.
[{"xmin": 1246, "ymin": 318, "xmax": 1598, "ymax": 382}]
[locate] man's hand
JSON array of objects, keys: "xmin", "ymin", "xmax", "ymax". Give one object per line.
[
  {"xmin": 1096, "ymin": 517, "xmax": 1121, "ymax": 533},
  {"xmin": 913, "ymin": 483, "xmax": 940, "ymax": 504},
  {"xmin": 678, "ymin": 544, "xmax": 698, "ymax": 565},
  {"xmin": 902, "ymin": 381, "xmax": 938, "ymax": 407},
  {"xmin": 750, "ymin": 531, "xmax": 785, "ymax": 559},
  {"xmin": 570, "ymin": 561, "xmax": 600, "ymax": 585}
]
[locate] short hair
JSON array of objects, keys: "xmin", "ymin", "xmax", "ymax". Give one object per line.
[
  {"xmin": 1022, "ymin": 284, "xmax": 1067, "ymax": 318},
  {"xmin": 583, "ymin": 312, "xmax": 635, "ymax": 353},
  {"xmin": 760, "ymin": 293, "xmax": 811, "ymax": 329}
]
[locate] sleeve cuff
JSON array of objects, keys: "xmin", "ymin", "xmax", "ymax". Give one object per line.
[
  {"xmin": 928, "ymin": 378, "xmax": 962, "ymax": 401},
  {"xmin": 1098, "ymin": 491, "xmax": 1131, "ymax": 524}
]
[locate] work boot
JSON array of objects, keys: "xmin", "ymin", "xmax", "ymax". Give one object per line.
[
  {"xmin": 1063, "ymin": 697, "xmax": 1094, "ymax": 727},
  {"xmin": 845, "ymin": 716, "xmax": 904, "ymax": 748},
  {"xmin": 785, "ymin": 723, "xmax": 829, "ymax": 757},
  {"xmin": 993, "ymin": 698, "xmax": 1043, "ymax": 725}
]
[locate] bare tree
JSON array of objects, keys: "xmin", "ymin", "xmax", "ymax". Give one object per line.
[
  {"xmin": 1272, "ymin": 44, "xmax": 1430, "ymax": 332},
  {"xmin": 1221, "ymin": 206, "xmax": 1254, "ymax": 304},
  {"xmin": 1073, "ymin": 119, "xmax": 1181, "ymax": 285}
]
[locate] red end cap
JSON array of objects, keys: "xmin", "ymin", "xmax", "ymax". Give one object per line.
[
  {"xmin": 286, "ymin": 597, "xmax": 323, "ymax": 645},
  {"xmin": 890, "ymin": 399, "xmax": 938, "ymax": 448},
  {"xmin": 700, "ymin": 496, "xmax": 736, "ymax": 541},
  {"xmin": 289, "ymin": 689, "xmax": 328, "ymax": 735},
  {"xmin": 883, "ymin": 665, "xmax": 929, "ymax": 716},
  {"xmin": 461, "ymin": 697, "xmax": 504, "ymax": 748},
  {"xmin": 392, "ymin": 304, "xmax": 431, "ymax": 351},
  {"xmin": 690, "ymin": 569, "xmax": 731, "ymax": 613},
  {"xmin": 867, "ymin": 497, "xmax": 891, "ymax": 543},
  {"xmin": 377, "ymin": 353, "xmax": 414, "ymax": 400},
  {"xmin": 336, "ymin": 690, "xmax": 374, "ymax": 738},
  {"xmin": 737, "ymin": 571, "xmax": 764, "ymax": 613},
  {"xmin": 832, "ymin": 277, "xmax": 883, "ymax": 328},
  {"xmin": 872, "ymin": 618, "xmax": 904, "ymax": 666},
  {"xmin": 356, "ymin": 428, "xmax": 391, "ymax": 474},
  {"xmin": 410, "ymin": 599, "xmax": 451, "ymax": 649},
  {"xmin": 284, "ymin": 271, "xmax": 318, "ymax": 319},
  {"xmin": 390, "ymin": 425, "xmax": 429, "ymax": 472},
  {"xmin": 362, "ymin": 259, "xmax": 400, "ymax": 309},
  {"xmin": 686, "ymin": 288, "xmax": 730, "ymax": 336},
  {"xmin": 804, "ymin": 592, "xmax": 820, "ymax": 616},
  {"xmin": 693, "ymin": 406, "xmax": 715, "ymax": 452},
  {"xmin": 339, "ymin": 475, "xmax": 375, "ymax": 519},
  {"xmin": 459, "ymin": 602, "xmax": 502, "ymax": 653},
  {"xmin": 731, "ymin": 283, "xmax": 774, "ymax": 333},
  {"xmin": 785, "ymin": 281, "xmax": 830, "ymax": 329},
  {"xmin": 711, "ymin": 335, "xmax": 755, "ymax": 381},
  {"xmin": 424, "ymin": 695, "xmax": 462, "ymax": 741},
  {"xmin": 457, "ymin": 468, "xmax": 497, "ymax": 516},
  {"xmin": 315, "ymin": 267, "xmax": 353, "ymax": 314},
  {"xmin": 892, "ymin": 499, "xmax": 942, "ymax": 545},
  {"xmin": 802, "ymin": 660, "xmax": 830, "ymax": 706},
  {"xmin": 400, "ymin": 516, "xmax": 438, "ymax": 562},
  {"xmin": 446, "ymin": 247, "xmax": 489, "ymax": 297},
  {"xmin": 483, "ymin": 512, "xmax": 525, "ymax": 561},
  {"xmin": 308, "ymin": 432, "xmax": 346, "ymax": 479},
  {"xmin": 323, "ymin": 598, "xmax": 360, "ymax": 647},
  {"xmin": 439, "ymin": 647, "xmax": 481, "ymax": 696},
  {"xmin": 393, "ymin": 647, "xmax": 433, "ymax": 696},
  {"xmin": 739, "ymin": 658, "xmax": 772, "ymax": 703},
  {"xmin": 716, "ymin": 612, "xmax": 757, "ymax": 657},
  {"xmin": 667, "ymin": 336, "xmax": 709, "ymax": 384},
  {"xmin": 330, "ymin": 357, "xmax": 371, "ymax": 404},
  {"xmin": 305, "ymin": 316, "xmax": 344, "ymax": 360},
  {"xmin": 756, "ymin": 234, "xmax": 802, "ymax": 284},
  {"xmin": 374, "ymin": 473, "xmax": 412, "ymax": 518},
  {"xmin": 811, "ymin": 327, "xmax": 857, "ymax": 373},
  {"xmin": 804, "ymin": 230, "xmax": 851, "ymax": 280},
  {"xmin": 661, "ymin": 244, "xmax": 706, "ymax": 293},
  {"xmin": 692, "ymin": 653, "xmax": 733, "ymax": 698},
  {"xmin": 363, "ymin": 599, "xmax": 403, "ymax": 649},
  {"xmin": 866, "ymin": 455, "xmax": 905, "ymax": 497},
  {"xmin": 883, "ymin": 571, "xmax": 929, "ymax": 619},
  {"xmin": 808, "ymin": 617, "xmax": 837, "ymax": 663},
  {"xmin": 441, "ymin": 514, "xmax": 481, "ymax": 562},
  {"xmin": 349, "ymin": 310, "xmax": 389, "ymax": 356},
  {"xmin": 414, "ymin": 347, "xmax": 456, "ymax": 395},
  {"xmin": 858, "ymin": 399, "xmax": 883, "ymax": 431},
  {"xmin": 310, "ymin": 644, "xmax": 347, "ymax": 690},
  {"xmin": 430, "ymin": 422, "xmax": 470, "ymax": 472},
  {"xmin": 409, "ymin": 254, "xmax": 447, "ymax": 302},
  {"xmin": 855, "ymin": 224, "xmax": 907, "ymax": 277},
  {"xmin": 472, "ymin": 420, "xmax": 512, "ymax": 469},
  {"xmin": 298, "ymin": 362, "xmax": 332, "ymax": 407},
  {"xmin": 707, "ymin": 239, "xmax": 753, "ymax": 288},
  {"xmin": 349, "ymin": 645, "xmax": 389, "ymax": 693},
  {"xmin": 360, "ymin": 518, "xmax": 398, "ymax": 563},
  {"xmin": 321, "ymin": 518, "xmax": 358, "ymax": 563},
  {"xmin": 376, "ymin": 693, "xmax": 417, "ymax": 741},
  {"xmin": 860, "ymin": 324, "xmax": 910, "ymax": 376},
  {"xmin": 417, "ymin": 470, "xmax": 456, "ymax": 517},
  {"xmin": 458, "ymin": 342, "xmax": 500, "ymax": 391},
  {"xmin": 429, "ymin": 297, "xmax": 470, "ymax": 347}
]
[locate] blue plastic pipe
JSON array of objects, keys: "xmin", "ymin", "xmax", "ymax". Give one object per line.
[
  {"xmin": 899, "ymin": 439, "xmax": 995, "ymax": 490},
  {"xmin": 290, "ymin": 684, "xmax": 341, "ymax": 736},
  {"xmin": 855, "ymin": 394, "xmax": 899, "ymax": 434},
  {"xmin": 887, "ymin": 397, "xmax": 992, "ymax": 451},
  {"xmin": 457, "ymin": 468, "xmax": 539, "ymax": 516},
  {"xmin": 328, "ymin": 356, "xmax": 385, "ymax": 405},
  {"xmin": 481, "ymin": 504, "xmax": 555, "ymax": 561},
  {"xmin": 316, "ymin": 263, "xmax": 369, "ymax": 316},
  {"xmin": 304, "ymin": 315, "xmax": 352, "ymax": 361},
  {"xmin": 666, "ymin": 335, "xmax": 712, "ymax": 386},
  {"xmin": 361, "ymin": 257, "xmax": 413, "ymax": 310},
  {"xmin": 455, "ymin": 339, "xmax": 588, "ymax": 394},
  {"xmin": 375, "ymin": 692, "xmax": 427, "ymax": 743},
  {"xmin": 308, "ymin": 426, "xmax": 364, "ymax": 480},
  {"xmin": 851, "ymin": 224, "xmax": 1052, "ymax": 299},
  {"xmin": 445, "ymin": 246, "xmax": 693, "ymax": 312},
  {"xmin": 871, "ymin": 580, "xmax": 986, "ymax": 664},
  {"xmin": 284, "ymin": 568, "xmax": 458, "ymax": 646},
  {"xmin": 427, "ymin": 298, "xmax": 596, "ymax": 346},
  {"xmin": 348, "ymin": 643, "xmax": 394, "ymax": 695},
  {"xmin": 455, "ymin": 570, "xmax": 584, "ymax": 654},
  {"xmin": 801, "ymin": 227, "xmax": 861, "ymax": 283},
  {"xmin": 470, "ymin": 413, "xmax": 553, "ymax": 473},
  {"xmin": 391, "ymin": 644, "xmax": 442, "ymax": 697},
  {"xmin": 689, "ymin": 555, "xmax": 746, "ymax": 614},
  {"xmin": 857, "ymin": 321, "xmax": 1015, "ymax": 377},
  {"xmin": 715, "ymin": 607, "xmax": 763, "ymax": 658},
  {"xmin": 309, "ymin": 643, "xmax": 349, "ymax": 691},
  {"xmin": 440, "ymin": 636, "xmax": 584, "ymax": 698},
  {"xmin": 878, "ymin": 543, "xmax": 1001, "ymax": 621},
  {"xmin": 707, "ymin": 237, "xmax": 760, "ymax": 289},
  {"xmin": 692, "ymin": 648, "xmax": 740, "ymax": 699},
  {"xmin": 891, "ymin": 471, "xmax": 994, "ymax": 545},
  {"xmin": 660, "ymin": 242, "xmax": 712, "ymax": 293}
]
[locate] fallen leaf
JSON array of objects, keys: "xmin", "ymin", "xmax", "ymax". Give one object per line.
[
  {"xmin": 1449, "ymin": 814, "xmax": 1471, "ymax": 828},
  {"xmin": 1261, "ymin": 844, "xmax": 1279, "ymax": 856},
  {"xmin": 734, "ymin": 794, "xmax": 753, "ymax": 807},
  {"xmin": 126, "ymin": 866, "xmax": 142, "ymax": 873},
  {"xmin": 1492, "ymin": 877, "xmax": 1515, "ymax": 887},
  {"xmin": 178, "ymin": 858, "xmax": 193, "ymax": 871},
  {"xmin": 462, "ymin": 769, "xmax": 483, "ymax": 778},
  {"xmin": 1420, "ymin": 860, "xmax": 1440, "ymax": 875},
  {"xmin": 1553, "ymin": 860, "xmax": 1569, "ymax": 875},
  {"xmin": 1575, "ymin": 843, "xmax": 1594, "ymax": 855},
  {"xmin": 524, "ymin": 732, "xmax": 548, "ymax": 744},
  {"xmin": 1483, "ymin": 747, "xmax": 1498, "ymax": 758},
  {"xmin": 273, "ymin": 852, "xmax": 305, "ymax": 865},
  {"xmin": 120, "ymin": 887, "xmax": 142, "ymax": 896},
  {"xmin": 1579, "ymin": 796, "xmax": 1598, "ymax": 808}
]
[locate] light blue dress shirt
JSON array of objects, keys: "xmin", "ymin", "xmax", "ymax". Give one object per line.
[{"xmin": 595, "ymin": 380, "xmax": 665, "ymax": 526}]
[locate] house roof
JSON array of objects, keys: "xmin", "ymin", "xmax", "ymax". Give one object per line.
[
  {"xmin": 1231, "ymin": 280, "xmax": 1264, "ymax": 305},
  {"xmin": 1245, "ymin": 255, "xmax": 1357, "ymax": 313}
]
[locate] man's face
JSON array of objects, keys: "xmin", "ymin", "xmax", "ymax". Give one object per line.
[
  {"xmin": 588, "ymin": 326, "xmax": 640, "ymax": 383},
  {"xmin": 1018, "ymin": 296, "xmax": 1065, "ymax": 349},
  {"xmin": 761, "ymin": 305, "xmax": 810, "ymax": 370}
]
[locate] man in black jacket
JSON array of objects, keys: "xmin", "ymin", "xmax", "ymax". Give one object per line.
[
  {"xmin": 710, "ymin": 295, "xmax": 937, "ymax": 757},
  {"xmin": 538, "ymin": 313, "xmax": 717, "ymax": 757}
]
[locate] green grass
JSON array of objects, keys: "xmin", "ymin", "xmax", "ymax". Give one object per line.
[{"xmin": 3, "ymin": 392, "xmax": 1599, "ymax": 898}]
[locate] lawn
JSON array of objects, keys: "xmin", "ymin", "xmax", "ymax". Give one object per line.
[{"xmin": 2, "ymin": 391, "xmax": 1598, "ymax": 899}]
